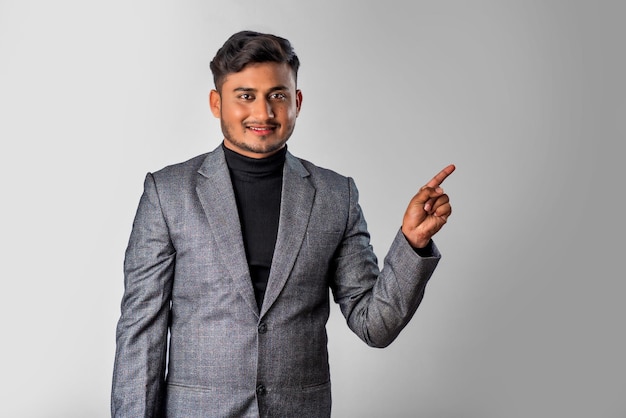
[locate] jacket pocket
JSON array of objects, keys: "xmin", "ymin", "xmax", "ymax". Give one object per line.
[
  {"xmin": 301, "ymin": 380, "xmax": 331, "ymax": 393},
  {"xmin": 167, "ymin": 381, "xmax": 213, "ymax": 393}
]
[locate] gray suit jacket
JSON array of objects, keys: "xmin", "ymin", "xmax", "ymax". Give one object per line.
[{"xmin": 112, "ymin": 145, "xmax": 441, "ymax": 417}]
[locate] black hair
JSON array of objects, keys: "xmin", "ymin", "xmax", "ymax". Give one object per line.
[{"xmin": 210, "ymin": 30, "xmax": 300, "ymax": 91}]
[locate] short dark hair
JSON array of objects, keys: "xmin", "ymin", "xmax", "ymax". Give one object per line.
[{"xmin": 210, "ymin": 30, "xmax": 300, "ymax": 92}]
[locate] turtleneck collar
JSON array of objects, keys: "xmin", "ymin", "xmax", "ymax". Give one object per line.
[{"xmin": 222, "ymin": 142, "xmax": 287, "ymax": 176}]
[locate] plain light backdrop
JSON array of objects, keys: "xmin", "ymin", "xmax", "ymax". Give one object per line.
[{"xmin": 1, "ymin": 1, "xmax": 624, "ymax": 417}]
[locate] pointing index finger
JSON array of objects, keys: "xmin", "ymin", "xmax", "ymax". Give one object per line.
[{"xmin": 425, "ymin": 164, "xmax": 456, "ymax": 188}]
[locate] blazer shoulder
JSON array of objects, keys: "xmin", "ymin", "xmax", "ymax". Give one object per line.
[
  {"xmin": 135, "ymin": 153, "xmax": 212, "ymax": 207},
  {"xmin": 152, "ymin": 153, "xmax": 209, "ymax": 179},
  {"xmin": 145, "ymin": 152, "xmax": 213, "ymax": 194},
  {"xmin": 293, "ymin": 155, "xmax": 351, "ymax": 187}
]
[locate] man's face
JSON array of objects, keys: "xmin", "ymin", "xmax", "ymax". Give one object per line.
[{"xmin": 210, "ymin": 62, "xmax": 302, "ymax": 159}]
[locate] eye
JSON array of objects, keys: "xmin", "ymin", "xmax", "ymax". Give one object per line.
[
  {"xmin": 238, "ymin": 93, "xmax": 254, "ymax": 100},
  {"xmin": 270, "ymin": 92, "xmax": 287, "ymax": 100}
]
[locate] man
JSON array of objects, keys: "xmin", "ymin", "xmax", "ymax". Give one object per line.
[{"xmin": 112, "ymin": 30, "xmax": 454, "ymax": 417}]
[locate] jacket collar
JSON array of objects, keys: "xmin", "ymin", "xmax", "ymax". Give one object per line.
[{"xmin": 196, "ymin": 145, "xmax": 315, "ymax": 318}]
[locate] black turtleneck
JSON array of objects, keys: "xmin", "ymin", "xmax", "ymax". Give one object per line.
[{"xmin": 222, "ymin": 144, "xmax": 286, "ymax": 309}]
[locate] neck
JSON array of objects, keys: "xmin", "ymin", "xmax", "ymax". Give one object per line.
[{"xmin": 222, "ymin": 142, "xmax": 286, "ymax": 175}]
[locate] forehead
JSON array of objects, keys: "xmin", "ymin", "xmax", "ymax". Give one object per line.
[{"xmin": 221, "ymin": 62, "xmax": 296, "ymax": 91}]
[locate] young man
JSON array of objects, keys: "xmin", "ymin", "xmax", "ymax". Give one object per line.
[{"xmin": 112, "ymin": 30, "xmax": 454, "ymax": 417}]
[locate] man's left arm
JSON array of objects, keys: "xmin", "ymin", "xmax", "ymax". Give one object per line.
[{"xmin": 331, "ymin": 165, "xmax": 454, "ymax": 348}]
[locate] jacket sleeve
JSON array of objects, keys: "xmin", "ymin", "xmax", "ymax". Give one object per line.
[
  {"xmin": 330, "ymin": 177, "xmax": 441, "ymax": 348},
  {"xmin": 111, "ymin": 173, "xmax": 175, "ymax": 417}
]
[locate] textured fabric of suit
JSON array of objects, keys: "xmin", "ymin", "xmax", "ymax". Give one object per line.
[{"xmin": 112, "ymin": 145, "xmax": 441, "ymax": 417}]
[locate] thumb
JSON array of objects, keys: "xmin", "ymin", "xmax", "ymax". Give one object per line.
[{"xmin": 413, "ymin": 186, "xmax": 444, "ymax": 212}]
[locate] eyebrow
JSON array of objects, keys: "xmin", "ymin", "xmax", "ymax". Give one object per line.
[{"xmin": 233, "ymin": 85, "xmax": 290, "ymax": 93}]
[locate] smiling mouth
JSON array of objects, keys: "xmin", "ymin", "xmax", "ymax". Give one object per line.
[{"xmin": 247, "ymin": 125, "xmax": 277, "ymax": 135}]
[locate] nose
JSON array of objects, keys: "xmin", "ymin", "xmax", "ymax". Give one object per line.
[{"xmin": 252, "ymin": 98, "xmax": 274, "ymax": 120}]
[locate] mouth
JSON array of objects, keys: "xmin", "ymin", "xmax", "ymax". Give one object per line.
[{"xmin": 246, "ymin": 125, "xmax": 277, "ymax": 136}]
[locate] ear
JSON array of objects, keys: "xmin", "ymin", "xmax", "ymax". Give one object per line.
[
  {"xmin": 209, "ymin": 89, "xmax": 221, "ymax": 118},
  {"xmin": 295, "ymin": 89, "xmax": 303, "ymax": 117}
]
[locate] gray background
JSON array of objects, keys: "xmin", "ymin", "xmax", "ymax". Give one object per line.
[{"xmin": 1, "ymin": 0, "xmax": 624, "ymax": 417}]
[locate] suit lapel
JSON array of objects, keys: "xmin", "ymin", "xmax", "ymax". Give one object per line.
[
  {"xmin": 196, "ymin": 147, "xmax": 259, "ymax": 316},
  {"xmin": 260, "ymin": 152, "xmax": 315, "ymax": 317}
]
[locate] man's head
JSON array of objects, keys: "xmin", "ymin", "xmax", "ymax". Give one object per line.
[
  {"xmin": 210, "ymin": 31, "xmax": 300, "ymax": 93},
  {"xmin": 209, "ymin": 31, "xmax": 302, "ymax": 159}
]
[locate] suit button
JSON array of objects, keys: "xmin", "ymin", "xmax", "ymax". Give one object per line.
[
  {"xmin": 258, "ymin": 322, "xmax": 267, "ymax": 334},
  {"xmin": 256, "ymin": 384, "xmax": 266, "ymax": 396}
]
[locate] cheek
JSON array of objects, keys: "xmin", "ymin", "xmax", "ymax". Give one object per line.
[
  {"xmin": 222, "ymin": 103, "xmax": 248, "ymax": 122},
  {"xmin": 279, "ymin": 104, "xmax": 298, "ymax": 122}
]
